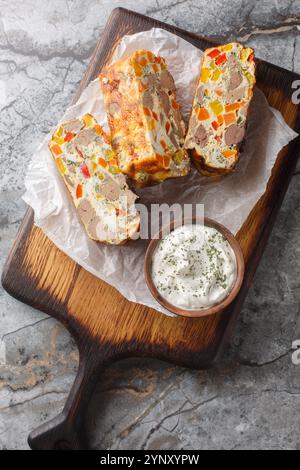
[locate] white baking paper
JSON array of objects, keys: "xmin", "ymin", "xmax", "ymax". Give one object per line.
[{"xmin": 23, "ymin": 28, "xmax": 298, "ymax": 316}]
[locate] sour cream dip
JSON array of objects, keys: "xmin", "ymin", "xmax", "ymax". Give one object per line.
[{"xmin": 151, "ymin": 224, "xmax": 237, "ymax": 310}]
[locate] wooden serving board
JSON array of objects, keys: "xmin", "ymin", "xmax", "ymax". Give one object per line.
[{"xmin": 2, "ymin": 8, "xmax": 300, "ymax": 450}]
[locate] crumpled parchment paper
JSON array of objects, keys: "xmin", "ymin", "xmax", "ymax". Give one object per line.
[{"xmin": 23, "ymin": 28, "xmax": 299, "ymax": 316}]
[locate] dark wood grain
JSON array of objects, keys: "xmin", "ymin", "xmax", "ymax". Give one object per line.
[{"xmin": 2, "ymin": 7, "xmax": 300, "ymax": 450}]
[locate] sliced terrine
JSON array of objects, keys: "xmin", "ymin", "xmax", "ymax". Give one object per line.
[
  {"xmin": 48, "ymin": 114, "xmax": 140, "ymax": 244},
  {"xmin": 185, "ymin": 43, "xmax": 256, "ymax": 176},
  {"xmin": 99, "ymin": 50, "xmax": 190, "ymax": 187}
]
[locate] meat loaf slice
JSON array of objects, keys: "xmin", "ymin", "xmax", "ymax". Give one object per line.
[
  {"xmin": 48, "ymin": 114, "xmax": 140, "ymax": 244},
  {"xmin": 185, "ymin": 43, "xmax": 256, "ymax": 176},
  {"xmin": 99, "ymin": 50, "xmax": 190, "ymax": 187}
]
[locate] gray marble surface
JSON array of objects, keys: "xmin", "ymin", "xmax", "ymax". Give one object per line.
[{"xmin": 0, "ymin": 0, "xmax": 300, "ymax": 450}]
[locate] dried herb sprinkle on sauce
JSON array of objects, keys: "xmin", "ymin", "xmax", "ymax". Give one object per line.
[{"xmin": 151, "ymin": 224, "xmax": 237, "ymax": 310}]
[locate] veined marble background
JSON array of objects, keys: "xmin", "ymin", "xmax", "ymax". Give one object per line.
[{"xmin": 0, "ymin": 0, "xmax": 300, "ymax": 450}]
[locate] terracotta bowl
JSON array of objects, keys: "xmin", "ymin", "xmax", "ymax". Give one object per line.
[{"xmin": 144, "ymin": 217, "xmax": 245, "ymax": 318}]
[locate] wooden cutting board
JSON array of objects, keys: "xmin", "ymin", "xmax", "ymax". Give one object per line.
[{"xmin": 2, "ymin": 8, "xmax": 300, "ymax": 450}]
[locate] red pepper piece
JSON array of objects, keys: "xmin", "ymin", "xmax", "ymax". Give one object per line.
[
  {"xmin": 215, "ymin": 53, "xmax": 227, "ymax": 66},
  {"xmin": 81, "ymin": 163, "xmax": 90, "ymax": 178},
  {"xmin": 208, "ymin": 49, "xmax": 221, "ymax": 58},
  {"xmin": 64, "ymin": 132, "xmax": 75, "ymax": 142},
  {"xmin": 76, "ymin": 146, "xmax": 84, "ymax": 158}
]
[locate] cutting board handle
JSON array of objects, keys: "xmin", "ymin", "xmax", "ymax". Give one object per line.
[{"xmin": 28, "ymin": 355, "xmax": 104, "ymax": 450}]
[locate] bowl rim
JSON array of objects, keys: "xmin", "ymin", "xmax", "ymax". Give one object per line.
[{"xmin": 144, "ymin": 216, "xmax": 245, "ymax": 318}]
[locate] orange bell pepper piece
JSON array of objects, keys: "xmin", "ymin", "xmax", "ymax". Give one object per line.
[
  {"xmin": 223, "ymin": 149, "xmax": 238, "ymax": 158},
  {"xmin": 224, "ymin": 112, "xmax": 237, "ymax": 125},
  {"xmin": 197, "ymin": 108, "xmax": 210, "ymax": 120}
]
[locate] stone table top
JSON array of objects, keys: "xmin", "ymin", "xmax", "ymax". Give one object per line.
[{"xmin": 0, "ymin": 0, "xmax": 300, "ymax": 451}]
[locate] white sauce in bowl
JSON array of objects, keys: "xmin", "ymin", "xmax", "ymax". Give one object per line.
[{"xmin": 151, "ymin": 224, "xmax": 237, "ymax": 310}]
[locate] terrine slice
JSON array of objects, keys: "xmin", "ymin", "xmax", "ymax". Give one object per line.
[
  {"xmin": 100, "ymin": 50, "xmax": 190, "ymax": 187},
  {"xmin": 185, "ymin": 43, "xmax": 256, "ymax": 176},
  {"xmin": 48, "ymin": 114, "xmax": 140, "ymax": 244}
]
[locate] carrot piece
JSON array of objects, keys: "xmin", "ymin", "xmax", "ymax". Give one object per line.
[
  {"xmin": 143, "ymin": 106, "xmax": 151, "ymax": 117},
  {"xmin": 159, "ymin": 139, "xmax": 167, "ymax": 150},
  {"xmin": 140, "ymin": 56, "xmax": 148, "ymax": 66},
  {"xmin": 197, "ymin": 108, "xmax": 210, "ymax": 120},
  {"xmin": 94, "ymin": 124, "xmax": 103, "ymax": 135},
  {"xmin": 165, "ymin": 121, "xmax": 171, "ymax": 133},
  {"xmin": 217, "ymin": 115, "xmax": 224, "ymax": 125},
  {"xmin": 152, "ymin": 111, "xmax": 159, "ymax": 121},
  {"xmin": 155, "ymin": 56, "xmax": 163, "ymax": 64},
  {"xmin": 224, "ymin": 112, "xmax": 237, "ymax": 125},
  {"xmin": 222, "ymin": 149, "xmax": 238, "ymax": 158},
  {"xmin": 212, "ymin": 121, "xmax": 219, "ymax": 131},
  {"xmin": 98, "ymin": 158, "xmax": 108, "ymax": 168},
  {"xmin": 51, "ymin": 143, "xmax": 63, "ymax": 156},
  {"xmin": 225, "ymin": 102, "xmax": 243, "ymax": 113},
  {"xmin": 147, "ymin": 51, "xmax": 154, "ymax": 62},
  {"xmin": 76, "ymin": 184, "xmax": 83, "ymax": 198}
]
